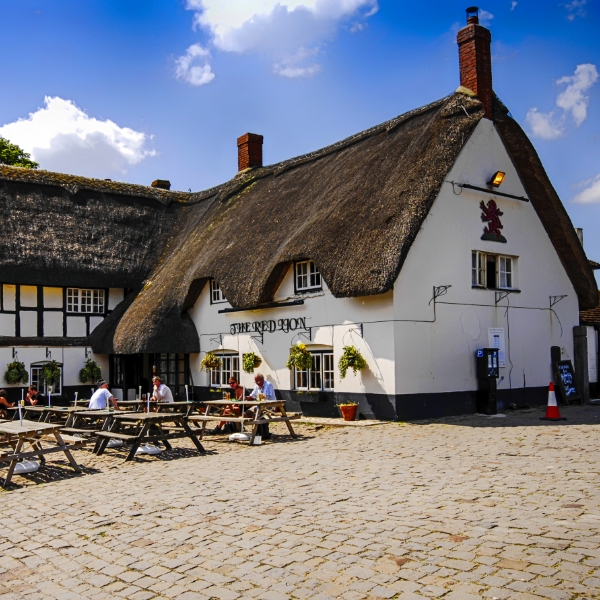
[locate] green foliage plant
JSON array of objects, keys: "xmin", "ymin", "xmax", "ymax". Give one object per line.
[
  {"xmin": 40, "ymin": 360, "xmax": 61, "ymax": 386},
  {"xmin": 200, "ymin": 351, "xmax": 221, "ymax": 371},
  {"xmin": 242, "ymin": 352, "xmax": 262, "ymax": 374},
  {"xmin": 4, "ymin": 360, "xmax": 29, "ymax": 385},
  {"xmin": 79, "ymin": 358, "xmax": 102, "ymax": 383},
  {"xmin": 0, "ymin": 137, "xmax": 38, "ymax": 169},
  {"xmin": 338, "ymin": 346, "xmax": 368, "ymax": 379},
  {"xmin": 286, "ymin": 342, "xmax": 313, "ymax": 371}
]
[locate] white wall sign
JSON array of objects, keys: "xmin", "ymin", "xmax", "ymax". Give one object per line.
[{"xmin": 488, "ymin": 327, "xmax": 506, "ymax": 367}]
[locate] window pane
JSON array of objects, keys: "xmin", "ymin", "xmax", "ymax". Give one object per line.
[
  {"xmin": 310, "ymin": 354, "xmax": 322, "ymax": 389},
  {"xmin": 471, "ymin": 252, "xmax": 477, "ymax": 285},
  {"xmin": 323, "ymin": 353, "xmax": 334, "ymax": 389},
  {"xmin": 295, "ymin": 368, "xmax": 308, "ymax": 389}
]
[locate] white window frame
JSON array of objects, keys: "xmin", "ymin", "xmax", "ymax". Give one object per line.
[
  {"xmin": 295, "ymin": 260, "xmax": 322, "ymax": 292},
  {"xmin": 210, "ymin": 353, "xmax": 239, "ymax": 388},
  {"xmin": 471, "ymin": 251, "xmax": 516, "ymax": 290},
  {"xmin": 66, "ymin": 288, "xmax": 105, "ymax": 314},
  {"xmin": 30, "ymin": 363, "xmax": 63, "ymax": 396},
  {"xmin": 210, "ymin": 280, "xmax": 226, "ymax": 304},
  {"xmin": 294, "ymin": 351, "xmax": 334, "ymax": 391}
]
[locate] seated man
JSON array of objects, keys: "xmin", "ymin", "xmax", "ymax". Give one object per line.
[
  {"xmin": 246, "ymin": 373, "xmax": 275, "ymax": 440},
  {"xmin": 150, "ymin": 376, "xmax": 173, "ymax": 403},
  {"xmin": 26, "ymin": 385, "xmax": 42, "ymax": 406},
  {"xmin": 89, "ymin": 380, "xmax": 120, "ymax": 410}
]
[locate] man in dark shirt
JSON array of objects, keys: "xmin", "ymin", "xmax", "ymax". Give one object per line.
[{"xmin": 26, "ymin": 385, "xmax": 42, "ymax": 405}]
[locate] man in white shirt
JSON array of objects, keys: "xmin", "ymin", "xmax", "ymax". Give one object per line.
[
  {"xmin": 248, "ymin": 373, "xmax": 276, "ymax": 400},
  {"xmin": 151, "ymin": 376, "xmax": 174, "ymax": 403},
  {"xmin": 89, "ymin": 380, "xmax": 120, "ymax": 410}
]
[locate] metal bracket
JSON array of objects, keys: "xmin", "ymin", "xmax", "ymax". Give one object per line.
[
  {"xmin": 85, "ymin": 347, "xmax": 91, "ymax": 359},
  {"xmin": 298, "ymin": 327, "xmax": 312, "ymax": 342},
  {"xmin": 550, "ymin": 295, "xmax": 568, "ymax": 308},
  {"xmin": 209, "ymin": 334, "xmax": 223, "ymax": 347},
  {"xmin": 12, "ymin": 348, "xmax": 17, "ymax": 360},
  {"xmin": 349, "ymin": 324, "xmax": 364, "ymax": 338},
  {"xmin": 430, "ymin": 285, "xmax": 452, "ymax": 305},
  {"xmin": 250, "ymin": 332, "xmax": 264, "ymax": 345},
  {"xmin": 495, "ymin": 290, "xmax": 515, "ymax": 304},
  {"xmin": 46, "ymin": 348, "xmax": 52, "ymax": 359}
]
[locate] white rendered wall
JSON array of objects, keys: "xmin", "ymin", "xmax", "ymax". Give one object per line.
[
  {"xmin": 188, "ymin": 270, "xmax": 395, "ymax": 395},
  {"xmin": 392, "ymin": 119, "xmax": 579, "ymax": 396}
]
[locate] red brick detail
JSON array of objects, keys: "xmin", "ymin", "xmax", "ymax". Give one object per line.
[
  {"xmin": 457, "ymin": 23, "xmax": 493, "ymax": 120},
  {"xmin": 237, "ymin": 133, "xmax": 263, "ymax": 171}
]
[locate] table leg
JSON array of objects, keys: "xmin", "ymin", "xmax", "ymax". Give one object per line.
[
  {"xmin": 126, "ymin": 422, "xmax": 151, "ymax": 461},
  {"xmin": 279, "ymin": 405, "xmax": 298, "ymax": 438},
  {"xmin": 180, "ymin": 417, "xmax": 206, "ymax": 454},
  {"xmin": 4, "ymin": 436, "xmax": 25, "ymax": 487},
  {"xmin": 94, "ymin": 416, "xmax": 118, "ymax": 455},
  {"xmin": 54, "ymin": 432, "xmax": 81, "ymax": 473},
  {"xmin": 28, "ymin": 438, "xmax": 46, "ymax": 464}
]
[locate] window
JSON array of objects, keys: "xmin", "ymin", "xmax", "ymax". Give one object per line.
[
  {"xmin": 155, "ymin": 353, "xmax": 189, "ymax": 399},
  {"xmin": 295, "ymin": 351, "xmax": 334, "ymax": 391},
  {"xmin": 67, "ymin": 288, "xmax": 105, "ymax": 313},
  {"xmin": 295, "ymin": 260, "xmax": 322, "ymax": 292},
  {"xmin": 472, "ymin": 252, "xmax": 516, "ymax": 290},
  {"xmin": 210, "ymin": 353, "xmax": 240, "ymax": 387},
  {"xmin": 210, "ymin": 280, "xmax": 226, "ymax": 304},
  {"xmin": 30, "ymin": 363, "xmax": 62, "ymax": 396}
]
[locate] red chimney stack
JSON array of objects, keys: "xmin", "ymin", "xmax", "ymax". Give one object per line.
[
  {"xmin": 237, "ymin": 133, "xmax": 263, "ymax": 172},
  {"xmin": 457, "ymin": 6, "xmax": 493, "ymax": 119}
]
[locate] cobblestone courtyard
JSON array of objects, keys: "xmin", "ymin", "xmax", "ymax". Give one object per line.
[{"xmin": 1, "ymin": 405, "xmax": 600, "ymax": 600}]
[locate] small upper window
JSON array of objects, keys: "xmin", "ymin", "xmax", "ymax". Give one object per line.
[
  {"xmin": 210, "ymin": 280, "xmax": 226, "ymax": 304},
  {"xmin": 472, "ymin": 252, "xmax": 516, "ymax": 290},
  {"xmin": 295, "ymin": 260, "xmax": 322, "ymax": 292},
  {"xmin": 66, "ymin": 288, "xmax": 105, "ymax": 314}
]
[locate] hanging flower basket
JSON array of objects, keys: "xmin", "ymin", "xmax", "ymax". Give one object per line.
[
  {"xmin": 286, "ymin": 343, "xmax": 313, "ymax": 371},
  {"xmin": 40, "ymin": 360, "xmax": 61, "ymax": 387},
  {"xmin": 4, "ymin": 360, "xmax": 29, "ymax": 385},
  {"xmin": 338, "ymin": 346, "xmax": 368, "ymax": 379},
  {"xmin": 200, "ymin": 351, "xmax": 222, "ymax": 371},
  {"xmin": 78, "ymin": 359, "xmax": 102, "ymax": 384},
  {"xmin": 242, "ymin": 352, "xmax": 262, "ymax": 374}
]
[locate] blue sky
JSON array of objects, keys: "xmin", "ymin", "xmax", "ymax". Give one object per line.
[{"xmin": 1, "ymin": 1, "xmax": 599, "ymax": 267}]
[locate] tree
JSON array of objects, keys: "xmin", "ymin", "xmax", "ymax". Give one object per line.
[{"xmin": 0, "ymin": 137, "xmax": 38, "ymax": 169}]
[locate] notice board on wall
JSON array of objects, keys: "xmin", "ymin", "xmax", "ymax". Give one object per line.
[
  {"xmin": 553, "ymin": 360, "xmax": 581, "ymax": 405},
  {"xmin": 488, "ymin": 327, "xmax": 506, "ymax": 367}
]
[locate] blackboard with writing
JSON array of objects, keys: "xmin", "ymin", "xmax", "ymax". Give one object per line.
[{"xmin": 553, "ymin": 360, "xmax": 581, "ymax": 405}]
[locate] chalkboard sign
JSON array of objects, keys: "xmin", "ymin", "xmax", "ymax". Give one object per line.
[{"xmin": 553, "ymin": 360, "xmax": 581, "ymax": 405}]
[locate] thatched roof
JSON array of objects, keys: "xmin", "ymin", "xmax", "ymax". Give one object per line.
[
  {"xmin": 0, "ymin": 166, "xmax": 191, "ymax": 288},
  {"xmin": 1, "ymin": 91, "xmax": 595, "ymax": 354}
]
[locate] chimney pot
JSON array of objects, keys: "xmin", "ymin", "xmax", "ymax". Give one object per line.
[
  {"xmin": 237, "ymin": 133, "xmax": 263, "ymax": 172},
  {"xmin": 457, "ymin": 7, "xmax": 493, "ymax": 119},
  {"xmin": 151, "ymin": 179, "xmax": 171, "ymax": 190}
]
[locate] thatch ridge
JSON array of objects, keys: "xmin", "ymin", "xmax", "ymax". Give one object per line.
[{"xmin": 110, "ymin": 92, "xmax": 486, "ymax": 353}]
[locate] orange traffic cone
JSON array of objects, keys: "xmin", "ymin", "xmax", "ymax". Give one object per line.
[{"xmin": 540, "ymin": 382, "xmax": 567, "ymax": 421}]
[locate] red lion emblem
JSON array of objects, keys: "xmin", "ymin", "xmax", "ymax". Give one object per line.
[{"xmin": 480, "ymin": 199, "xmax": 506, "ymax": 243}]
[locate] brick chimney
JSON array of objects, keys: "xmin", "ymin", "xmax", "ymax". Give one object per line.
[
  {"xmin": 237, "ymin": 133, "xmax": 263, "ymax": 171},
  {"xmin": 457, "ymin": 7, "xmax": 493, "ymax": 119},
  {"xmin": 151, "ymin": 179, "xmax": 171, "ymax": 190}
]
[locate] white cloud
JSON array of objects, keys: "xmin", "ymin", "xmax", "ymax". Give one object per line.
[
  {"xmin": 0, "ymin": 97, "xmax": 155, "ymax": 177},
  {"xmin": 526, "ymin": 108, "xmax": 564, "ymax": 140},
  {"xmin": 175, "ymin": 43, "xmax": 215, "ymax": 86},
  {"xmin": 556, "ymin": 63, "xmax": 598, "ymax": 126},
  {"xmin": 511, "ymin": 1, "xmax": 517, "ymax": 10},
  {"xmin": 565, "ymin": 0, "xmax": 587, "ymax": 20},
  {"xmin": 180, "ymin": 0, "xmax": 378, "ymax": 79},
  {"xmin": 572, "ymin": 173, "xmax": 600, "ymax": 204},
  {"xmin": 526, "ymin": 63, "xmax": 598, "ymax": 139},
  {"xmin": 479, "ymin": 9, "xmax": 494, "ymax": 26}
]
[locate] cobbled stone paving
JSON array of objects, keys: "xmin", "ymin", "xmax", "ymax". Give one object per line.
[{"xmin": 1, "ymin": 405, "xmax": 600, "ymax": 599}]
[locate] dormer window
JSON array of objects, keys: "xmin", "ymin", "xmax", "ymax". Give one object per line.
[
  {"xmin": 295, "ymin": 260, "xmax": 322, "ymax": 293},
  {"xmin": 210, "ymin": 280, "xmax": 226, "ymax": 304}
]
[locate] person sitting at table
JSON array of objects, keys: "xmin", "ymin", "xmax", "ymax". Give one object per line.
[
  {"xmin": 0, "ymin": 389, "xmax": 15, "ymax": 418},
  {"xmin": 89, "ymin": 380, "xmax": 120, "ymax": 410},
  {"xmin": 246, "ymin": 373, "xmax": 275, "ymax": 440},
  {"xmin": 26, "ymin": 385, "xmax": 43, "ymax": 406},
  {"xmin": 150, "ymin": 376, "xmax": 174, "ymax": 403},
  {"xmin": 208, "ymin": 377, "xmax": 244, "ymax": 435}
]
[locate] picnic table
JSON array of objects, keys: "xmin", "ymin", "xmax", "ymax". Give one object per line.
[
  {"xmin": 63, "ymin": 408, "xmax": 128, "ymax": 436},
  {"xmin": 0, "ymin": 419, "xmax": 86, "ymax": 486},
  {"xmin": 93, "ymin": 412, "xmax": 206, "ymax": 460},
  {"xmin": 189, "ymin": 400, "xmax": 299, "ymax": 445}
]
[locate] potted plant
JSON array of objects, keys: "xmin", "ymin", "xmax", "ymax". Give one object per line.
[
  {"xmin": 338, "ymin": 346, "xmax": 368, "ymax": 379},
  {"xmin": 40, "ymin": 360, "xmax": 61, "ymax": 392},
  {"xmin": 286, "ymin": 343, "xmax": 313, "ymax": 371},
  {"xmin": 242, "ymin": 352, "xmax": 262, "ymax": 374},
  {"xmin": 336, "ymin": 401, "xmax": 358, "ymax": 421},
  {"xmin": 79, "ymin": 358, "xmax": 102, "ymax": 383},
  {"xmin": 4, "ymin": 360, "xmax": 28, "ymax": 385},
  {"xmin": 200, "ymin": 351, "xmax": 221, "ymax": 371}
]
